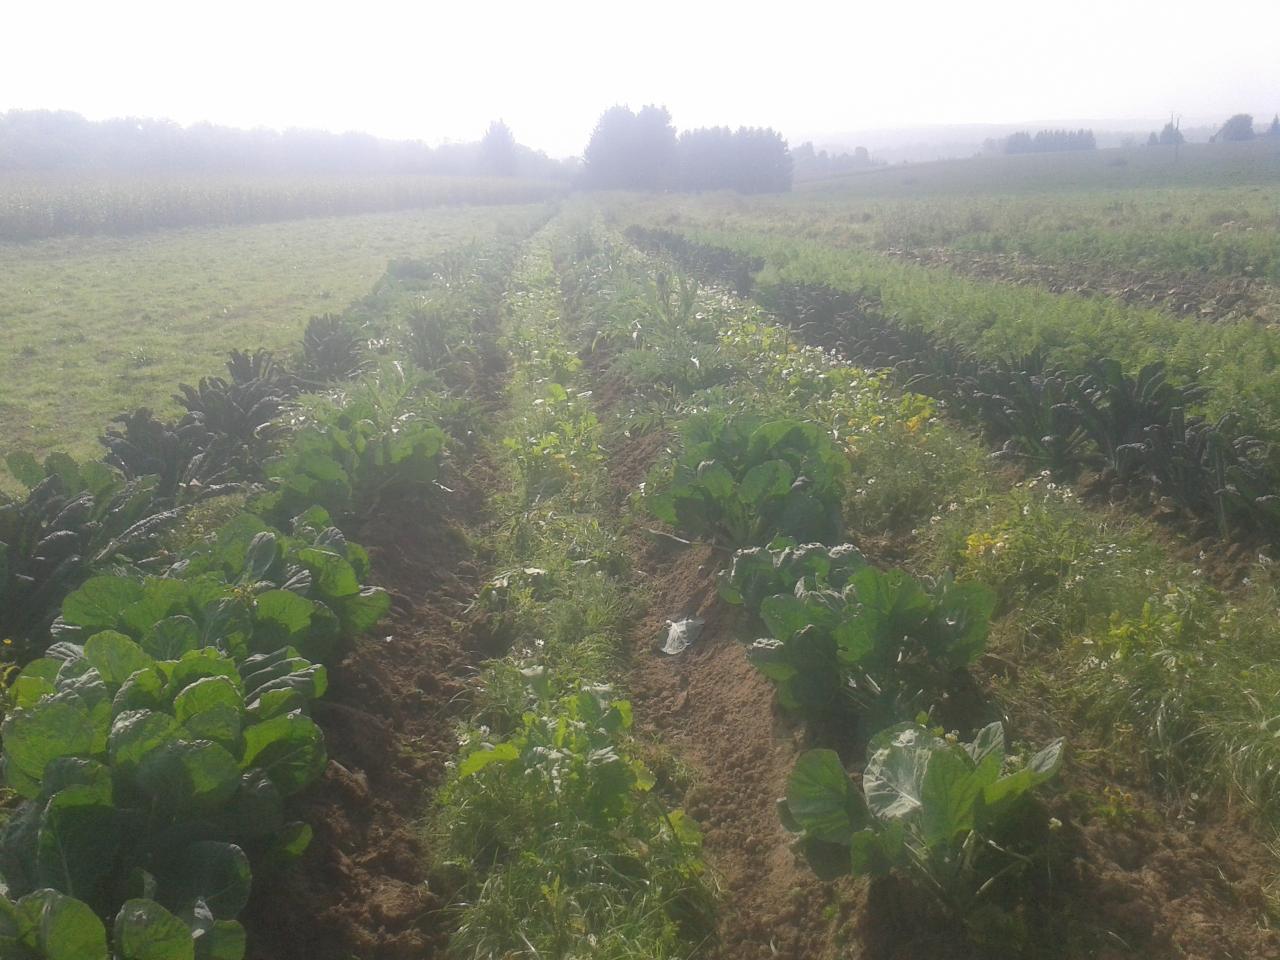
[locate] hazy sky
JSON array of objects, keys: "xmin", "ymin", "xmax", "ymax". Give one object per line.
[{"xmin": 5, "ymin": 0, "xmax": 1278, "ymax": 156}]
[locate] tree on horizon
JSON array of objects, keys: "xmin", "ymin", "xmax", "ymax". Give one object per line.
[{"xmin": 480, "ymin": 119, "xmax": 518, "ymax": 177}]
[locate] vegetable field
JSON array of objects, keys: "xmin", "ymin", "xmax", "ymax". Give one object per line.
[{"xmin": 3, "ymin": 154, "xmax": 1280, "ymax": 959}]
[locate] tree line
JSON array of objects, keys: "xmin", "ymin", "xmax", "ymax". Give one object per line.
[
  {"xmin": 0, "ymin": 110, "xmax": 570, "ymax": 179},
  {"xmin": 582, "ymin": 105, "xmax": 792, "ymax": 193},
  {"xmin": 1206, "ymin": 113, "xmax": 1280, "ymax": 142},
  {"xmin": 1147, "ymin": 113, "xmax": 1280, "ymax": 145},
  {"xmin": 791, "ymin": 142, "xmax": 881, "ymax": 181},
  {"xmin": 1001, "ymin": 129, "xmax": 1097, "ymax": 154}
]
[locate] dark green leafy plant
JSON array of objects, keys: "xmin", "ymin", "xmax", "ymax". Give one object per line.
[
  {"xmin": 780, "ymin": 722, "xmax": 1063, "ymax": 921},
  {"xmin": 964, "ymin": 353, "xmax": 1093, "ymax": 474},
  {"xmin": 49, "ymin": 509, "xmax": 386, "ymax": 666},
  {"xmin": 1072, "ymin": 359, "xmax": 1207, "ymax": 475},
  {"xmin": 437, "ymin": 681, "xmax": 715, "ymax": 958},
  {"xmin": 0, "ymin": 630, "xmax": 326, "ymax": 959},
  {"xmin": 1136, "ymin": 410, "xmax": 1263, "ymax": 535},
  {"xmin": 649, "ymin": 413, "xmax": 847, "ymax": 547},
  {"xmin": 1, "ymin": 455, "xmax": 180, "ymax": 665},
  {"xmin": 0, "ymin": 887, "xmax": 247, "ymax": 960},
  {"xmin": 172, "ymin": 372, "xmax": 290, "ymax": 476},
  {"xmin": 225, "ymin": 348, "xmax": 295, "ymax": 391},
  {"xmin": 256, "ymin": 393, "xmax": 446, "ymax": 525},
  {"xmin": 750, "ymin": 567, "xmax": 994, "ymax": 724},
  {"xmin": 101, "ymin": 408, "xmax": 241, "ymax": 508},
  {"xmin": 718, "ymin": 538, "xmax": 866, "ymax": 611},
  {"xmin": 296, "ymin": 314, "xmax": 369, "ymax": 384}
]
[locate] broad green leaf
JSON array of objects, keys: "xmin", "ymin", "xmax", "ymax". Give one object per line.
[
  {"xmin": 15, "ymin": 889, "xmax": 109, "ymax": 960},
  {"xmin": 246, "ymin": 689, "xmax": 305, "ymax": 721},
  {"xmin": 173, "ymin": 678, "xmax": 243, "ymax": 749},
  {"xmin": 738, "ymin": 459, "xmax": 793, "ymax": 507},
  {"xmin": 832, "ymin": 617, "xmax": 876, "ymax": 667},
  {"xmin": 290, "ymin": 506, "xmax": 332, "ymax": 532},
  {"xmin": 253, "ymin": 590, "xmax": 314, "ymax": 641},
  {"xmin": 647, "ymin": 489, "xmax": 678, "ymax": 525},
  {"xmin": 456, "ymin": 742, "xmax": 519, "ymax": 779},
  {"xmin": 3, "ymin": 700, "xmax": 97, "ymax": 793},
  {"xmin": 40, "ymin": 758, "xmax": 112, "ymax": 802},
  {"xmin": 141, "ymin": 617, "xmax": 200, "ymax": 660},
  {"xmin": 784, "ymin": 750, "xmax": 856, "ymax": 843},
  {"xmin": 794, "ymin": 836, "xmax": 856, "ymax": 880},
  {"xmin": 775, "ymin": 490, "xmax": 834, "ymax": 543},
  {"xmin": 850, "ymin": 567, "xmax": 931, "ymax": 640},
  {"xmin": 108, "ymin": 710, "xmax": 181, "ymax": 775},
  {"xmin": 112, "ymin": 667, "xmax": 168, "ymax": 718},
  {"xmin": 136, "ymin": 740, "xmax": 242, "ymax": 815},
  {"xmin": 980, "ymin": 739, "xmax": 1064, "ymax": 821},
  {"xmin": 201, "ymin": 920, "xmax": 246, "ymax": 960},
  {"xmin": 932, "ymin": 581, "xmax": 996, "ymax": 666},
  {"xmin": 849, "ymin": 822, "xmax": 905, "ymax": 877},
  {"xmin": 241, "ymin": 714, "xmax": 326, "ymax": 796},
  {"xmin": 36, "ymin": 787, "xmax": 121, "ymax": 905},
  {"xmin": 60, "ymin": 577, "xmax": 143, "ymax": 631},
  {"xmin": 10, "ymin": 659, "xmax": 61, "ymax": 709},
  {"xmin": 336, "ymin": 588, "xmax": 389, "ymax": 637},
  {"xmin": 210, "ymin": 515, "xmax": 272, "ymax": 575},
  {"xmin": 746, "ymin": 419, "xmax": 811, "ymax": 461},
  {"xmin": 693, "ymin": 460, "xmax": 735, "ymax": 502},
  {"xmin": 164, "ymin": 842, "xmax": 251, "ymax": 920},
  {"xmin": 83, "ymin": 632, "xmax": 154, "ymax": 688},
  {"xmin": 169, "ymin": 650, "xmax": 241, "ymax": 693},
  {"xmin": 240, "ymin": 649, "xmax": 326, "ymax": 709},
  {"xmin": 783, "ymin": 628, "xmax": 844, "ymax": 714},
  {"xmin": 759, "ymin": 594, "xmax": 814, "ymax": 643},
  {"xmin": 216, "ymin": 769, "xmax": 283, "ymax": 840},
  {"xmin": 1026, "ymin": 738, "xmax": 1065, "ymax": 783},
  {"xmin": 113, "ymin": 899, "xmax": 194, "ymax": 960},
  {"xmin": 919, "ymin": 748, "xmax": 984, "ymax": 847},
  {"xmin": 296, "ymin": 549, "xmax": 359, "ymax": 598},
  {"xmin": 120, "ymin": 580, "xmax": 191, "ymax": 638}
]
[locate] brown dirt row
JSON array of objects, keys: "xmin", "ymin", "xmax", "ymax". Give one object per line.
[
  {"xmin": 243, "ymin": 452, "xmax": 495, "ymax": 960},
  {"xmin": 585, "ymin": 342, "xmax": 844, "ymax": 958},
  {"xmin": 886, "ymin": 245, "xmax": 1280, "ymax": 326}
]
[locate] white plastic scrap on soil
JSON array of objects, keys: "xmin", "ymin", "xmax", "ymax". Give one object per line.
[{"xmin": 661, "ymin": 618, "xmax": 704, "ymax": 655}]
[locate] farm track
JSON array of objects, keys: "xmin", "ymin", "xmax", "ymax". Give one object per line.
[{"xmin": 885, "ymin": 245, "xmax": 1280, "ymax": 327}]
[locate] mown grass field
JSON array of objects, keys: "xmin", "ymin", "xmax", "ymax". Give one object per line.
[{"xmin": 0, "ymin": 202, "xmax": 549, "ymax": 483}]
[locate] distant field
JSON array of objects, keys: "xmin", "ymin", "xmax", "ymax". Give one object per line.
[
  {"xmin": 802, "ymin": 138, "xmax": 1280, "ymax": 196},
  {"xmin": 0, "ymin": 202, "xmax": 548, "ymax": 482},
  {"xmin": 0, "ymin": 172, "xmax": 564, "ymax": 240},
  {"xmin": 666, "ymin": 141, "xmax": 1280, "ymax": 289},
  {"xmin": 606, "ymin": 141, "xmax": 1280, "ymax": 437}
]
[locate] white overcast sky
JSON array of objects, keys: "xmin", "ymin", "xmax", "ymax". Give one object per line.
[{"xmin": 4, "ymin": 0, "xmax": 1278, "ymax": 156}]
